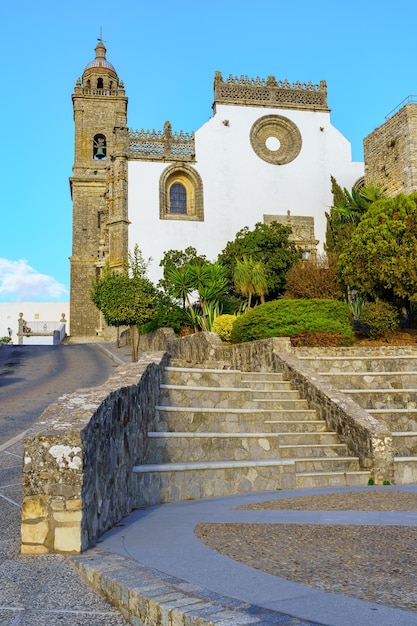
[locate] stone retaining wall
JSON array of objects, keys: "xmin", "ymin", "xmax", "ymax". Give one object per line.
[{"xmin": 21, "ymin": 352, "xmax": 168, "ymax": 554}]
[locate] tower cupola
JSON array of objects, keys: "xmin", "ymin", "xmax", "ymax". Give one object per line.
[{"xmin": 81, "ymin": 42, "xmax": 119, "ymax": 92}]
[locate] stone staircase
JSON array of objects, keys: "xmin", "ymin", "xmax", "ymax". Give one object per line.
[
  {"xmin": 132, "ymin": 365, "xmax": 370, "ymax": 507},
  {"xmin": 295, "ymin": 348, "xmax": 417, "ymax": 484}
]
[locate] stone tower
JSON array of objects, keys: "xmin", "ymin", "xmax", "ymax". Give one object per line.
[
  {"xmin": 70, "ymin": 42, "xmax": 129, "ymax": 336},
  {"xmin": 364, "ymin": 100, "xmax": 417, "ymax": 197}
]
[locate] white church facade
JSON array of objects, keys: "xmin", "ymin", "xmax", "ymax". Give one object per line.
[{"xmin": 70, "ymin": 42, "xmax": 363, "ymax": 336}]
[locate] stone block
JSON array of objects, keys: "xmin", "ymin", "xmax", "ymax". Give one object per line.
[
  {"xmin": 21, "ymin": 520, "xmax": 49, "ymax": 544},
  {"xmin": 21, "ymin": 495, "xmax": 48, "ymax": 520},
  {"xmin": 54, "ymin": 525, "xmax": 81, "ymax": 552}
]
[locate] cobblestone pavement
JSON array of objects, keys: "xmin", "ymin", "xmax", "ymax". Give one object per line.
[{"xmin": 196, "ymin": 490, "xmax": 417, "ymax": 614}]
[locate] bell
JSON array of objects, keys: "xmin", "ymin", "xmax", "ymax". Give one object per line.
[{"xmin": 95, "ymin": 147, "xmax": 106, "ymax": 159}]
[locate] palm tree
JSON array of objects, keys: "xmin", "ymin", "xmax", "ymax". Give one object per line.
[{"xmin": 234, "ymin": 256, "xmax": 268, "ymax": 309}]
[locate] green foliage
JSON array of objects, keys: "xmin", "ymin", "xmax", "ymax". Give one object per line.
[
  {"xmin": 211, "ymin": 314, "xmax": 237, "ymax": 341},
  {"xmin": 0, "ymin": 336, "xmax": 12, "ymax": 343},
  {"xmin": 158, "ymin": 246, "xmax": 207, "ymax": 296},
  {"xmin": 230, "ymin": 299, "xmax": 353, "ymax": 344},
  {"xmin": 218, "ymin": 221, "xmax": 299, "ymax": 300},
  {"xmin": 360, "ymin": 301, "xmax": 399, "ymax": 339},
  {"xmin": 325, "ymin": 177, "xmax": 386, "ymax": 257},
  {"xmin": 162, "ymin": 260, "xmax": 229, "ymax": 331},
  {"xmin": 368, "ymin": 477, "xmax": 375, "ymax": 486},
  {"xmin": 140, "ymin": 291, "xmax": 186, "ymax": 335},
  {"xmin": 338, "ymin": 193, "xmax": 417, "ymax": 302},
  {"xmin": 234, "ymin": 256, "xmax": 268, "ymax": 308},
  {"xmin": 285, "ymin": 253, "xmax": 343, "ymax": 300},
  {"xmin": 91, "ymin": 246, "xmax": 157, "ymax": 361}
]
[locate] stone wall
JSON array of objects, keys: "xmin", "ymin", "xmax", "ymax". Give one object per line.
[
  {"xmin": 275, "ymin": 352, "xmax": 394, "ymax": 483},
  {"xmin": 22, "ymin": 352, "xmax": 168, "ymax": 554},
  {"xmin": 364, "ymin": 103, "xmax": 417, "ymax": 196}
]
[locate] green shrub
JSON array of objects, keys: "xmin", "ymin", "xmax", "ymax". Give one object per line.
[
  {"xmin": 0, "ymin": 336, "xmax": 12, "ymax": 344},
  {"xmin": 229, "ymin": 299, "xmax": 353, "ymax": 344},
  {"xmin": 211, "ymin": 314, "xmax": 237, "ymax": 341},
  {"xmin": 360, "ymin": 301, "xmax": 399, "ymax": 339}
]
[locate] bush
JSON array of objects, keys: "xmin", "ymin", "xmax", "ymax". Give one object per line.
[
  {"xmin": 360, "ymin": 301, "xmax": 399, "ymax": 339},
  {"xmin": 229, "ymin": 299, "xmax": 353, "ymax": 345},
  {"xmin": 211, "ymin": 314, "xmax": 237, "ymax": 341},
  {"xmin": 140, "ymin": 291, "xmax": 187, "ymax": 335},
  {"xmin": 285, "ymin": 253, "xmax": 343, "ymax": 300}
]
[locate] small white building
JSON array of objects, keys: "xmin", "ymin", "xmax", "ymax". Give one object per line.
[{"xmin": 0, "ymin": 302, "xmax": 69, "ymax": 345}]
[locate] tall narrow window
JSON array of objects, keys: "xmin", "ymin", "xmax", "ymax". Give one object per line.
[
  {"xmin": 97, "ymin": 77, "xmax": 104, "ymax": 89},
  {"xmin": 170, "ymin": 183, "xmax": 187, "ymax": 214}
]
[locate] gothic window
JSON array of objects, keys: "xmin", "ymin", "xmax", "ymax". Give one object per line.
[
  {"xmin": 159, "ymin": 165, "xmax": 204, "ymax": 221},
  {"xmin": 93, "ymin": 134, "xmax": 107, "ymax": 160},
  {"xmin": 169, "ymin": 183, "xmax": 187, "ymax": 214},
  {"xmin": 97, "ymin": 77, "xmax": 104, "ymax": 89}
]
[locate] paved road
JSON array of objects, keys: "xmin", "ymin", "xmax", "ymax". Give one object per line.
[
  {"xmin": 0, "ymin": 343, "xmax": 118, "ymax": 446},
  {"xmin": 0, "ymin": 342, "xmax": 129, "ymax": 624}
]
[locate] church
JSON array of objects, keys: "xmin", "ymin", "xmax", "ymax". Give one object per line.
[{"xmin": 70, "ymin": 42, "xmax": 363, "ymax": 336}]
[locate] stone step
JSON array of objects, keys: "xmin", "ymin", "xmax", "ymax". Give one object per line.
[
  {"xmin": 159, "ymin": 384, "xmax": 302, "ymax": 408},
  {"xmin": 294, "ymin": 456, "xmax": 362, "ymax": 473},
  {"xmin": 340, "ymin": 388, "xmax": 417, "ymax": 410},
  {"xmin": 146, "ymin": 431, "xmax": 341, "ymax": 463},
  {"xmin": 279, "ymin": 443, "xmax": 349, "ymax": 458},
  {"xmin": 319, "ymin": 371, "xmax": 417, "ymax": 390},
  {"xmin": 242, "ymin": 380, "xmax": 294, "ymax": 391},
  {"xmin": 392, "ymin": 432, "xmax": 417, "ymax": 456},
  {"xmin": 241, "ymin": 372, "xmax": 287, "ymax": 381},
  {"xmin": 132, "ymin": 458, "xmax": 369, "ymax": 507},
  {"xmin": 163, "ymin": 366, "xmax": 243, "ymax": 387},
  {"xmin": 154, "ymin": 406, "xmax": 316, "ymax": 432},
  {"xmin": 368, "ymin": 408, "xmax": 417, "ymax": 431},
  {"xmin": 296, "ymin": 354, "xmax": 417, "ymax": 373},
  {"xmin": 250, "ymin": 398, "xmax": 309, "ymax": 409},
  {"xmin": 132, "ymin": 459, "xmax": 296, "ymax": 507},
  {"xmin": 295, "ymin": 470, "xmax": 371, "ymax": 489},
  {"xmin": 394, "ymin": 457, "xmax": 417, "ymax": 484}
]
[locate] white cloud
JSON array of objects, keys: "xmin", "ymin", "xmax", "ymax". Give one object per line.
[{"xmin": 0, "ymin": 258, "xmax": 68, "ymax": 302}]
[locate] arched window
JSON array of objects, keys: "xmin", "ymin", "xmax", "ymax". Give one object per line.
[
  {"xmin": 93, "ymin": 134, "xmax": 106, "ymax": 160},
  {"xmin": 159, "ymin": 165, "xmax": 204, "ymax": 221},
  {"xmin": 97, "ymin": 77, "xmax": 104, "ymax": 89},
  {"xmin": 169, "ymin": 183, "xmax": 187, "ymax": 214}
]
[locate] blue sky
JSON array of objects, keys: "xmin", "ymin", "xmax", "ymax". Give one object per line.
[{"xmin": 1, "ymin": 0, "xmax": 416, "ymax": 302}]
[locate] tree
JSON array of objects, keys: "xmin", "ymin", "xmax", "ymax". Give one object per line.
[
  {"xmin": 338, "ymin": 193, "xmax": 417, "ymax": 305},
  {"xmin": 158, "ymin": 247, "xmax": 207, "ymax": 300},
  {"xmin": 164, "ymin": 260, "xmax": 229, "ymax": 331},
  {"xmin": 218, "ymin": 221, "xmax": 299, "ymax": 300},
  {"xmin": 325, "ymin": 177, "xmax": 386, "ymax": 256},
  {"xmin": 91, "ymin": 246, "xmax": 156, "ymax": 362},
  {"xmin": 233, "ymin": 256, "xmax": 268, "ymax": 308}
]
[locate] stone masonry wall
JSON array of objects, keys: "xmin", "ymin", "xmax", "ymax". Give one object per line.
[
  {"xmin": 364, "ymin": 104, "xmax": 417, "ymax": 196},
  {"xmin": 22, "ymin": 352, "xmax": 168, "ymax": 554}
]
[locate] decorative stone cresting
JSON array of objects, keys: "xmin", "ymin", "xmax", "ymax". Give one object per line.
[{"xmin": 21, "ymin": 352, "xmax": 168, "ymax": 555}]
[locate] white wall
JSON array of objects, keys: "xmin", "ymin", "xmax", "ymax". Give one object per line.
[
  {"xmin": 0, "ymin": 302, "xmax": 70, "ymax": 344},
  {"xmin": 128, "ymin": 102, "xmax": 363, "ymax": 285}
]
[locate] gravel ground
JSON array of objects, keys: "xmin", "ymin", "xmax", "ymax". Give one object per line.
[{"xmin": 195, "ymin": 491, "xmax": 417, "ymax": 614}]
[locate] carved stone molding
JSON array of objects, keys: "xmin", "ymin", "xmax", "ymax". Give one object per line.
[{"xmin": 250, "ymin": 115, "xmax": 302, "ymax": 165}]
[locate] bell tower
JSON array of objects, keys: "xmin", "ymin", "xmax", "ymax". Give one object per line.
[{"xmin": 70, "ymin": 41, "xmax": 129, "ymax": 336}]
